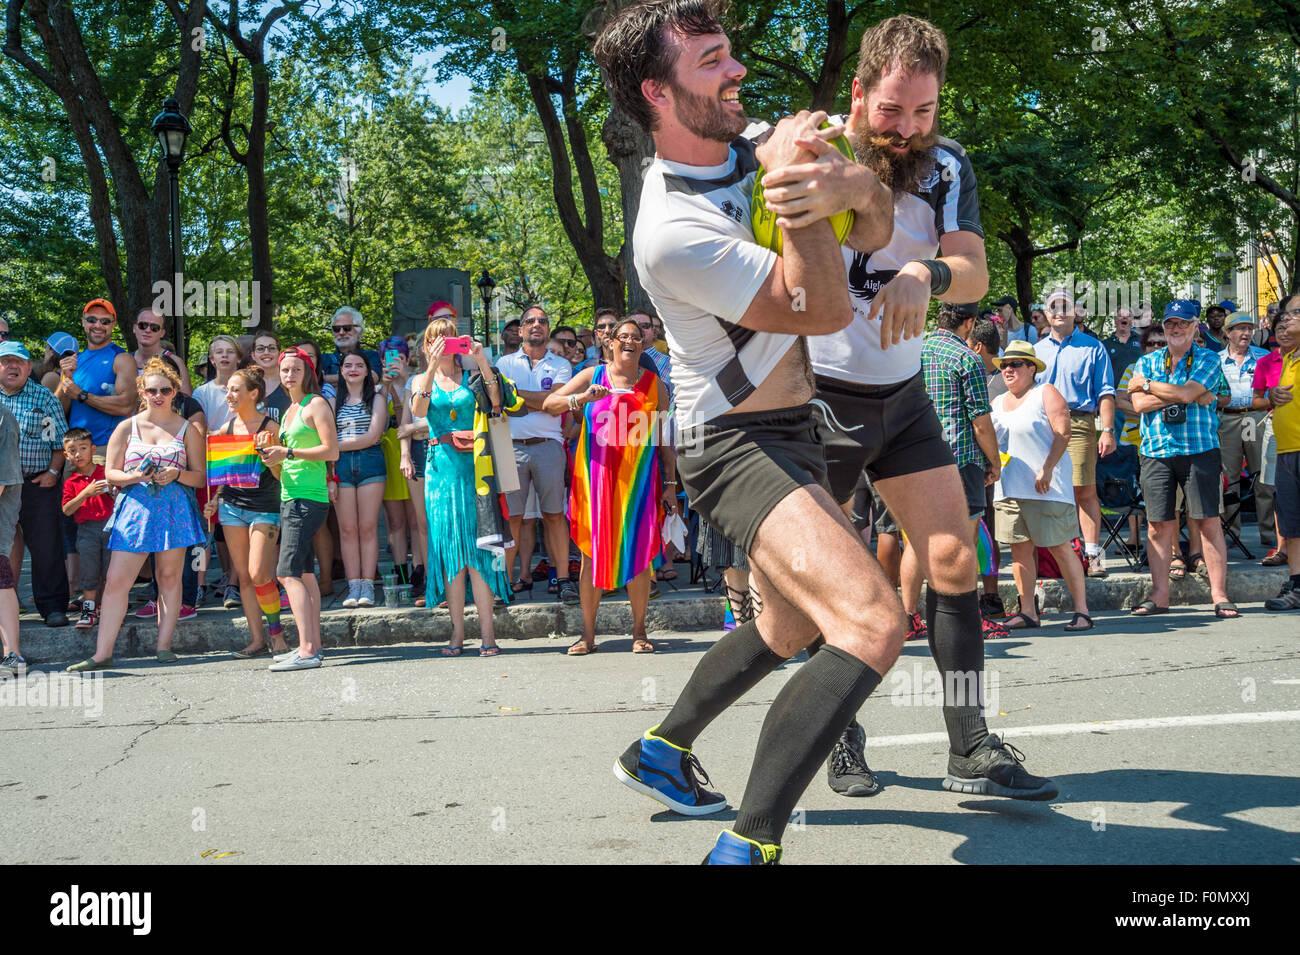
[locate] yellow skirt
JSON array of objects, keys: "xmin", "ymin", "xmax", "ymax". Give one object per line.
[{"xmin": 380, "ymin": 427, "xmax": 408, "ymax": 501}]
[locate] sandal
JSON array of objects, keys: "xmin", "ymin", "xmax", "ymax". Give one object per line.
[
  {"xmin": 566, "ymin": 640, "xmax": 596, "ymax": 656},
  {"xmin": 1214, "ymin": 602, "xmax": 1240, "ymax": 619},
  {"xmin": 724, "ymin": 585, "xmax": 756, "ymax": 625},
  {"xmin": 656, "ymin": 567, "xmax": 677, "ymax": 582},
  {"xmin": 511, "ymin": 577, "xmax": 534, "ymax": 596},
  {"xmin": 1130, "ymin": 599, "xmax": 1169, "ymax": 616},
  {"xmin": 233, "ymin": 644, "xmax": 269, "ymax": 659},
  {"xmin": 1063, "ymin": 612, "xmax": 1094, "ymax": 632},
  {"xmin": 1168, "ymin": 556, "xmax": 1186, "ymax": 580},
  {"xmin": 632, "ymin": 638, "xmax": 655, "ymax": 653},
  {"xmin": 479, "ymin": 643, "xmax": 501, "ymax": 657},
  {"xmin": 441, "ymin": 642, "xmax": 464, "ymax": 657},
  {"xmin": 1189, "ymin": 553, "xmax": 1207, "ymax": 576},
  {"xmin": 1002, "ymin": 612, "xmax": 1039, "ymax": 629}
]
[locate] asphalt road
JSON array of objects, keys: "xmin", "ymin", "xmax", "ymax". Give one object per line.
[{"xmin": 2, "ymin": 604, "xmax": 1297, "ymax": 865}]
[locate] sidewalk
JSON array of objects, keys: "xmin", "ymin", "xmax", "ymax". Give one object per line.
[{"xmin": 14, "ymin": 523, "xmax": 1291, "ymax": 664}]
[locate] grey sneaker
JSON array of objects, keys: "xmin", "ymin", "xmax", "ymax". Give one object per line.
[
  {"xmin": 0, "ymin": 652, "xmax": 27, "ymax": 676},
  {"xmin": 223, "ymin": 585, "xmax": 241, "ymax": 609},
  {"xmin": 356, "ymin": 580, "xmax": 375, "ymax": 608},
  {"xmin": 827, "ymin": 719, "xmax": 881, "ymax": 796},
  {"xmin": 268, "ymin": 651, "xmax": 322, "ymax": 671},
  {"xmin": 272, "ymin": 648, "xmax": 300, "ymax": 663},
  {"xmin": 943, "ymin": 734, "xmax": 1058, "ymax": 800},
  {"xmin": 1265, "ymin": 580, "xmax": 1300, "ymax": 611},
  {"xmin": 341, "ymin": 581, "xmax": 360, "ymax": 609}
]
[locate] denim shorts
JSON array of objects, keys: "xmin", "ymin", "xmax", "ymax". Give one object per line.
[
  {"xmin": 219, "ymin": 500, "xmax": 281, "ymax": 528},
  {"xmin": 336, "ymin": 445, "xmax": 387, "ymax": 488},
  {"xmin": 409, "ymin": 438, "xmax": 428, "ymax": 479}
]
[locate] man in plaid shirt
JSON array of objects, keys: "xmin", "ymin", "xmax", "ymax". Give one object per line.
[
  {"xmin": 900, "ymin": 304, "xmax": 1004, "ymax": 636},
  {"xmin": 1127, "ymin": 300, "xmax": 1236, "ymax": 619}
]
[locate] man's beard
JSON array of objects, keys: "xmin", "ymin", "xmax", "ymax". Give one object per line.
[
  {"xmin": 669, "ymin": 81, "xmax": 746, "ymax": 143},
  {"xmin": 847, "ymin": 120, "xmax": 939, "ymax": 194}
]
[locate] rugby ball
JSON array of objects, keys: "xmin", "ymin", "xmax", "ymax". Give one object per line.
[{"xmin": 750, "ymin": 127, "xmax": 856, "ymax": 254}]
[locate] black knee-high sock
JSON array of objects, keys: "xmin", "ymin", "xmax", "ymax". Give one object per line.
[
  {"xmin": 654, "ymin": 619, "xmax": 786, "ymax": 749},
  {"xmin": 804, "ymin": 636, "xmax": 861, "ymax": 735},
  {"xmin": 733, "ymin": 645, "xmax": 883, "ymax": 845},
  {"xmin": 925, "ymin": 587, "xmax": 988, "ymax": 756}
]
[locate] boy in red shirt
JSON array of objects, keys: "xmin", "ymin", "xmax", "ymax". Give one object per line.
[{"xmin": 61, "ymin": 427, "xmax": 115, "ymax": 628}]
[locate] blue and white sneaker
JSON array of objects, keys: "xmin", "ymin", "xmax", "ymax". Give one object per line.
[
  {"xmin": 704, "ymin": 830, "xmax": 781, "ymax": 865},
  {"xmin": 614, "ymin": 726, "xmax": 727, "ymax": 816}
]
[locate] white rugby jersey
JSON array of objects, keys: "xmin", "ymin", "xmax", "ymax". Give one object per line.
[
  {"xmin": 633, "ymin": 129, "xmax": 792, "ymax": 427},
  {"xmin": 808, "ymin": 125, "xmax": 984, "ymax": 385}
]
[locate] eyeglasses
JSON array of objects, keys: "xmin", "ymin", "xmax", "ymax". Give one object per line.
[
  {"xmin": 1145, "ymin": 340, "xmax": 1167, "ymax": 348},
  {"xmin": 521, "ymin": 317, "xmax": 548, "ymax": 325},
  {"xmin": 0, "ymin": 331, "xmax": 8, "ymax": 340},
  {"xmin": 253, "ymin": 344, "xmax": 278, "ymax": 353},
  {"xmin": 614, "ymin": 333, "xmax": 642, "ymax": 344},
  {"xmin": 1000, "ymin": 360, "xmax": 1031, "ymax": 370},
  {"xmin": 332, "ymin": 325, "xmax": 354, "ymax": 334},
  {"xmin": 636, "ymin": 322, "xmax": 652, "ymax": 329},
  {"xmin": 137, "ymin": 321, "xmax": 162, "ymax": 333},
  {"xmin": 431, "ymin": 312, "xmax": 455, "ymax": 321},
  {"xmin": 1282, "ymin": 307, "xmax": 1300, "ymax": 318},
  {"xmin": 143, "ymin": 386, "xmax": 175, "ymax": 397},
  {"xmin": 595, "ymin": 323, "xmax": 615, "ymax": 332},
  {"xmin": 84, "ymin": 315, "xmax": 114, "ymax": 326},
  {"xmin": 556, "ymin": 338, "xmax": 578, "ymax": 347}
]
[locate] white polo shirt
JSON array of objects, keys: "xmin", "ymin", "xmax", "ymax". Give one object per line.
[{"xmin": 496, "ymin": 349, "xmax": 571, "ymax": 441}]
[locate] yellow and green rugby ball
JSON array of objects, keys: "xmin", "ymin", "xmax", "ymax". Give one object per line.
[{"xmin": 750, "ymin": 125, "xmax": 856, "ymax": 254}]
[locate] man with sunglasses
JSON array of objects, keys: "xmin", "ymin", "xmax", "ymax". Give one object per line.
[
  {"xmin": 321, "ymin": 306, "xmax": 380, "ymax": 386},
  {"xmin": 52, "ymin": 300, "xmax": 138, "ymax": 459},
  {"xmin": 497, "ymin": 305, "xmax": 578, "ymax": 602},
  {"xmin": 0, "ymin": 341, "xmax": 71, "ymax": 626},
  {"xmin": 132, "ymin": 308, "xmax": 192, "ymax": 395}
]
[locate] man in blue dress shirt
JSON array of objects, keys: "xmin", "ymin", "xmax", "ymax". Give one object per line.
[{"xmin": 1035, "ymin": 289, "xmax": 1117, "ymax": 576}]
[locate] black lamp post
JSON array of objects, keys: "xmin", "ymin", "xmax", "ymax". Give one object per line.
[
  {"xmin": 476, "ymin": 270, "xmax": 496, "ymax": 345},
  {"xmin": 151, "ymin": 97, "xmax": 191, "ymax": 358}
]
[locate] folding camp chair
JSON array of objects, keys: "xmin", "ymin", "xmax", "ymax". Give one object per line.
[
  {"xmin": 1096, "ymin": 453, "xmax": 1145, "ymax": 570},
  {"xmin": 1220, "ymin": 472, "xmax": 1255, "ymax": 560}
]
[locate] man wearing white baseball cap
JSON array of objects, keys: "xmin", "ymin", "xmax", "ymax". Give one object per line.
[
  {"xmin": 1217, "ymin": 311, "xmax": 1274, "ymax": 551},
  {"xmin": 1034, "ymin": 288, "xmax": 1117, "ymax": 576}
]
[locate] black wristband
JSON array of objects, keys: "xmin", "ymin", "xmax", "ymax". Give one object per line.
[{"xmin": 918, "ymin": 259, "xmax": 952, "ymax": 296}]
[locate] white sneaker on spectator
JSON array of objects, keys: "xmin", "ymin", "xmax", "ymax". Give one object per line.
[
  {"xmin": 0, "ymin": 652, "xmax": 27, "ymax": 677},
  {"xmin": 357, "ymin": 580, "xmax": 375, "ymax": 608},
  {"xmin": 268, "ymin": 651, "xmax": 322, "ymax": 671},
  {"xmin": 342, "ymin": 581, "xmax": 360, "ymax": 609}
]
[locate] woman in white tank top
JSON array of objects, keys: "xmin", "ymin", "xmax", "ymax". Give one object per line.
[{"xmin": 989, "ymin": 343, "xmax": 1093, "ymax": 631}]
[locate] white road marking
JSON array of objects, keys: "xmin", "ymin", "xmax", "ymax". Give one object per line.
[
  {"xmin": 865, "ymin": 710, "xmax": 1300, "ymax": 748},
  {"xmin": 1272, "ymin": 680, "xmax": 1300, "ymax": 685}
]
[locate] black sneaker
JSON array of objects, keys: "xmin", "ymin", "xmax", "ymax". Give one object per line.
[
  {"xmin": 827, "ymin": 719, "xmax": 880, "ymax": 796},
  {"xmin": 943, "ymin": 734, "xmax": 1058, "ymax": 800},
  {"xmin": 558, "ymin": 579, "xmax": 579, "ymax": 605},
  {"xmin": 1265, "ymin": 579, "xmax": 1300, "ymax": 611},
  {"xmin": 979, "ymin": 593, "xmax": 1005, "ymax": 618}
]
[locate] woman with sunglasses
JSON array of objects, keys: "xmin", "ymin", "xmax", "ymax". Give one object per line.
[
  {"xmin": 989, "ymin": 342, "xmax": 1092, "ymax": 632},
  {"xmin": 544, "ymin": 317, "xmax": 677, "ymax": 655},
  {"xmin": 259, "ymin": 348, "xmax": 338, "ymax": 670},
  {"xmin": 68, "ymin": 359, "xmax": 207, "ymax": 671},
  {"xmin": 412, "ymin": 317, "xmax": 507, "ymax": 654},
  {"xmin": 201, "ymin": 366, "xmax": 288, "ymax": 659}
]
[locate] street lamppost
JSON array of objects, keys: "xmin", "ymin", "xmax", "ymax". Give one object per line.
[
  {"xmin": 151, "ymin": 97, "xmax": 191, "ymax": 359},
  {"xmin": 476, "ymin": 270, "xmax": 496, "ymax": 346}
]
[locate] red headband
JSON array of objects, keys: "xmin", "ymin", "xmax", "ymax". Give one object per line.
[{"xmin": 278, "ymin": 347, "xmax": 317, "ymax": 377}]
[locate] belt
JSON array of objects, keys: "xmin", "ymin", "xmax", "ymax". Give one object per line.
[
  {"xmin": 1221, "ymin": 406, "xmax": 1256, "ymax": 416},
  {"xmin": 513, "ymin": 437, "xmax": 554, "ymax": 446},
  {"xmin": 23, "ymin": 470, "xmax": 54, "ymax": 481},
  {"xmin": 1069, "ymin": 409, "xmax": 1097, "ymax": 417}
]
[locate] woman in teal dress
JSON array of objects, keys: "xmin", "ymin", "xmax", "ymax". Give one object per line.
[{"xmin": 410, "ymin": 318, "xmax": 510, "ymax": 656}]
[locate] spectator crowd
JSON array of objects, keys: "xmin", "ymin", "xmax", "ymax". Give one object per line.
[{"xmin": 0, "ymin": 286, "xmax": 1295, "ymax": 677}]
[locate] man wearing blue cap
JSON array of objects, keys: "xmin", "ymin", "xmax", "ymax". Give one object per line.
[
  {"xmin": 1127, "ymin": 300, "xmax": 1236, "ymax": 618},
  {"xmin": 0, "ymin": 340, "xmax": 71, "ymax": 626}
]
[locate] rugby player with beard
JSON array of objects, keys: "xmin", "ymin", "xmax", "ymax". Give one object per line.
[{"xmin": 760, "ymin": 14, "xmax": 1059, "ymax": 802}]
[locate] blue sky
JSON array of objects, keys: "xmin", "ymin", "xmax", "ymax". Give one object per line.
[{"xmin": 412, "ymin": 48, "xmax": 474, "ymax": 113}]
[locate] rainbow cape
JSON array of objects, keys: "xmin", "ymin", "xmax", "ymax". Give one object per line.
[
  {"xmin": 206, "ymin": 433, "xmax": 262, "ymax": 487},
  {"xmin": 569, "ymin": 366, "xmax": 663, "ymax": 591}
]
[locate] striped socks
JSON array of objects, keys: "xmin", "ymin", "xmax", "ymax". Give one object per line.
[{"xmin": 254, "ymin": 581, "xmax": 283, "ymax": 641}]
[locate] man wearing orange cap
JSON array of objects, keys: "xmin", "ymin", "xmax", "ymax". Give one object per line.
[{"xmin": 53, "ymin": 300, "xmax": 139, "ymax": 456}]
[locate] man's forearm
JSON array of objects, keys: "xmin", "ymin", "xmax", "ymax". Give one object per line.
[
  {"xmin": 85, "ymin": 392, "xmax": 137, "ymax": 417},
  {"xmin": 934, "ymin": 252, "xmax": 988, "ymax": 306},
  {"xmin": 845, "ymin": 173, "xmax": 893, "ymax": 253},
  {"xmin": 1098, "ymin": 395, "xmax": 1115, "ymax": 430},
  {"xmin": 971, "ymin": 415, "xmax": 999, "ymax": 468},
  {"xmin": 516, "ymin": 388, "xmax": 557, "ymax": 412},
  {"xmin": 782, "ymin": 220, "xmax": 852, "ymax": 326}
]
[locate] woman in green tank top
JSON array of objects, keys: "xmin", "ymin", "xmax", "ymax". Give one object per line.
[{"xmin": 258, "ymin": 348, "xmax": 339, "ymax": 671}]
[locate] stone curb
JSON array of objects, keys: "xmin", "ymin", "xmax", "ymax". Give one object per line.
[{"xmin": 18, "ymin": 567, "xmax": 1291, "ymax": 664}]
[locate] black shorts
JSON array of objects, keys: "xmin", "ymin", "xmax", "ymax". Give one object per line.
[
  {"xmin": 812, "ymin": 372, "xmax": 956, "ymax": 504},
  {"xmin": 677, "ymin": 404, "xmax": 829, "ymax": 555},
  {"xmin": 276, "ymin": 498, "xmax": 330, "ymax": 578},
  {"xmin": 1140, "ymin": 450, "xmax": 1222, "ymax": 523},
  {"xmin": 958, "ymin": 462, "xmax": 988, "ymax": 519},
  {"xmin": 1274, "ymin": 451, "xmax": 1300, "ymax": 539}
]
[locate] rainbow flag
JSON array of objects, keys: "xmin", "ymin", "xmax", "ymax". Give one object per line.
[{"xmin": 206, "ymin": 434, "xmax": 262, "ymax": 487}]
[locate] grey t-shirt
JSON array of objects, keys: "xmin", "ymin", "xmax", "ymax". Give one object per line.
[{"xmin": 0, "ymin": 402, "xmax": 22, "ymax": 486}]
